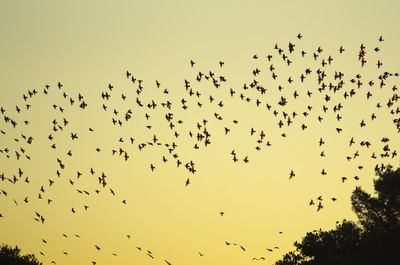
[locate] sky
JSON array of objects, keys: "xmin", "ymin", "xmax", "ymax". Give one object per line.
[{"xmin": 1, "ymin": 1, "xmax": 400, "ymax": 264}]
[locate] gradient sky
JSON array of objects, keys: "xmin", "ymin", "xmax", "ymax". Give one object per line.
[{"xmin": 1, "ymin": 1, "xmax": 400, "ymax": 265}]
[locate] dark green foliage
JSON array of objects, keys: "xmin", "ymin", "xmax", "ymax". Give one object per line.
[
  {"xmin": 0, "ymin": 244, "xmax": 42, "ymax": 265},
  {"xmin": 276, "ymin": 165, "xmax": 400, "ymax": 265}
]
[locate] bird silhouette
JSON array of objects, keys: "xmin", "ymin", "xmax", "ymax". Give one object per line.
[{"xmin": 0, "ymin": 34, "xmax": 398, "ymax": 265}]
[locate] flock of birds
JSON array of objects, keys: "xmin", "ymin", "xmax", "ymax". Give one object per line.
[{"xmin": 0, "ymin": 34, "xmax": 400, "ymax": 264}]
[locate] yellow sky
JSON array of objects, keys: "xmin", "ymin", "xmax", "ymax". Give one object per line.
[{"xmin": 1, "ymin": 1, "xmax": 400, "ymax": 265}]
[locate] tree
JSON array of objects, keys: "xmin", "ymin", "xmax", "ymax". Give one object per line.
[
  {"xmin": 351, "ymin": 165, "xmax": 400, "ymax": 232},
  {"xmin": 0, "ymin": 244, "xmax": 42, "ymax": 265},
  {"xmin": 350, "ymin": 165, "xmax": 400, "ymax": 265},
  {"xmin": 276, "ymin": 165, "xmax": 400, "ymax": 265}
]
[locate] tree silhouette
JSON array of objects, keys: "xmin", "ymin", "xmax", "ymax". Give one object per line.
[
  {"xmin": 276, "ymin": 165, "xmax": 400, "ymax": 265},
  {"xmin": 0, "ymin": 244, "xmax": 42, "ymax": 265},
  {"xmin": 352, "ymin": 165, "xmax": 400, "ymax": 232}
]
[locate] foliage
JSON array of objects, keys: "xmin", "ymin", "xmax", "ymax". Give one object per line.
[
  {"xmin": 0, "ymin": 244, "xmax": 42, "ymax": 265},
  {"xmin": 276, "ymin": 165, "xmax": 400, "ymax": 265}
]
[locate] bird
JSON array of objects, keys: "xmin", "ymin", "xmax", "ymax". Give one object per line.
[
  {"xmin": 317, "ymin": 201, "xmax": 323, "ymax": 211},
  {"xmin": 1, "ymin": 34, "xmax": 399, "ymax": 265}
]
